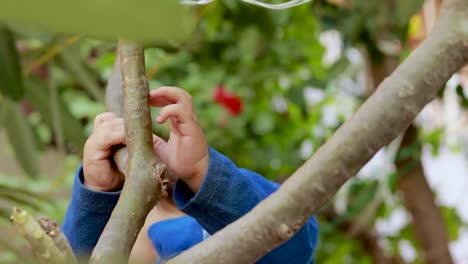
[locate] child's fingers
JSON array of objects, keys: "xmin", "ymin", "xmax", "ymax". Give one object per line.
[
  {"xmin": 152, "ymin": 134, "xmax": 168, "ymax": 163},
  {"xmin": 156, "ymin": 104, "xmax": 193, "ymax": 124},
  {"xmin": 90, "ymin": 118, "xmax": 126, "ymax": 150},
  {"xmin": 149, "ymin": 86, "xmax": 193, "ymax": 108},
  {"xmin": 93, "ymin": 112, "xmax": 118, "ymax": 130},
  {"xmin": 149, "ymin": 96, "xmax": 175, "ymax": 107}
]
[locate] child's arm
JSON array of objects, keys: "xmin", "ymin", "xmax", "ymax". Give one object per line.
[
  {"xmin": 149, "ymin": 87, "xmax": 318, "ymax": 263},
  {"xmin": 61, "ymin": 166, "xmax": 120, "ymax": 257},
  {"xmin": 62, "ymin": 113, "xmax": 125, "ymax": 256},
  {"xmin": 172, "ymin": 148, "xmax": 319, "ymax": 264}
]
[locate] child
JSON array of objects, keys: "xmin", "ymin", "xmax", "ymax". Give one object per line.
[{"xmin": 62, "ymin": 86, "xmax": 319, "ymax": 263}]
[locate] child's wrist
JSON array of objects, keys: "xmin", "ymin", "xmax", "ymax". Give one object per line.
[
  {"xmin": 83, "ymin": 175, "xmax": 122, "ymax": 192},
  {"xmin": 184, "ymin": 155, "xmax": 209, "ymax": 193}
]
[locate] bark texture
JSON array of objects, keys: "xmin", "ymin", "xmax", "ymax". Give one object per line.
[
  {"xmin": 394, "ymin": 1, "xmax": 453, "ymax": 261},
  {"xmin": 36, "ymin": 217, "xmax": 76, "ymax": 263},
  {"xmin": 10, "ymin": 208, "xmax": 75, "ymax": 264},
  {"xmin": 104, "ymin": 54, "xmax": 129, "ymax": 177},
  {"xmin": 167, "ymin": 0, "xmax": 468, "ymax": 262},
  {"xmin": 368, "ymin": 15, "xmax": 453, "ymax": 261},
  {"xmin": 89, "ymin": 41, "xmax": 166, "ymax": 263},
  {"xmin": 396, "ymin": 125, "xmax": 453, "ymax": 264}
]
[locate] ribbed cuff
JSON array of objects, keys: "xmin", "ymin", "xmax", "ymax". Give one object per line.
[
  {"xmin": 72, "ymin": 165, "xmax": 121, "ymax": 214},
  {"xmin": 172, "ymin": 147, "xmax": 227, "ymax": 230}
]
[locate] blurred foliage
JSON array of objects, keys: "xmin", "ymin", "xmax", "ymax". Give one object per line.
[
  {"xmin": 0, "ymin": 0, "xmax": 194, "ymax": 43},
  {"xmin": 313, "ymin": 0, "xmax": 424, "ymax": 60},
  {"xmin": 0, "ymin": 0, "xmax": 466, "ymax": 263},
  {"xmin": 0, "ymin": 156, "xmax": 79, "ymax": 263},
  {"xmin": 0, "ymin": 25, "xmax": 24, "ymax": 100}
]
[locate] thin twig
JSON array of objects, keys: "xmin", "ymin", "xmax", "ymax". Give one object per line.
[{"xmin": 10, "ymin": 207, "xmax": 67, "ymax": 264}]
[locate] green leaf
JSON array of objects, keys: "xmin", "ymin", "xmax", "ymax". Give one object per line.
[
  {"xmin": 456, "ymin": 84, "xmax": 468, "ymax": 108},
  {"xmin": 252, "ymin": 112, "xmax": 275, "ymax": 135},
  {"xmin": 1, "ymin": 98, "xmax": 39, "ymax": 178},
  {"xmin": 238, "ymin": 27, "xmax": 261, "ymax": 65},
  {"xmin": 396, "ymin": 0, "xmax": 425, "ymax": 26},
  {"xmin": 327, "ymin": 57, "xmax": 349, "ymax": 80},
  {"xmin": 0, "ymin": 191, "xmax": 43, "ymax": 211},
  {"xmin": 0, "ymin": 25, "xmax": 24, "ymax": 101},
  {"xmin": 59, "ymin": 49, "xmax": 104, "ymax": 102},
  {"xmin": 24, "ymin": 79, "xmax": 85, "ymax": 150},
  {"xmin": 0, "ymin": 0, "xmax": 194, "ymax": 43},
  {"xmin": 0, "ymin": 183, "xmax": 49, "ymax": 203},
  {"xmin": 420, "ymin": 128, "xmax": 443, "ymax": 156},
  {"xmin": 387, "ymin": 172, "xmax": 399, "ymax": 194},
  {"xmin": 440, "ymin": 206, "xmax": 462, "ymax": 241},
  {"xmin": 345, "ymin": 180, "xmax": 379, "ymax": 217}
]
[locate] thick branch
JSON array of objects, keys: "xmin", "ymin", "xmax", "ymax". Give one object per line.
[
  {"xmin": 10, "ymin": 208, "xmax": 68, "ymax": 264},
  {"xmin": 89, "ymin": 41, "xmax": 166, "ymax": 263},
  {"xmin": 395, "ymin": 2, "xmax": 453, "ymax": 262},
  {"xmin": 167, "ymin": 0, "xmax": 468, "ymax": 262}
]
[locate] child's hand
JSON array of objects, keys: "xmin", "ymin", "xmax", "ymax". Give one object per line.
[
  {"xmin": 83, "ymin": 112, "xmax": 126, "ymax": 192},
  {"xmin": 83, "ymin": 87, "xmax": 208, "ymax": 193},
  {"xmin": 150, "ymin": 86, "xmax": 209, "ymax": 192}
]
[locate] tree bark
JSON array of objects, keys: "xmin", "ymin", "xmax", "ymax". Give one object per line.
[
  {"xmin": 367, "ymin": 19, "xmax": 453, "ymax": 262},
  {"xmin": 104, "ymin": 54, "xmax": 129, "ymax": 177},
  {"xmin": 89, "ymin": 41, "xmax": 166, "ymax": 263},
  {"xmin": 396, "ymin": 125, "xmax": 453, "ymax": 264},
  {"xmin": 393, "ymin": 1, "xmax": 453, "ymax": 261},
  {"xmin": 10, "ymin": 207, "xmax": 75, "ymax": 264},
  {"xmin": 36, "ymin": 216, "xmax": 76, "ymax": 263},
  {"xmin": 167, "ymin": 0, "xmax": 468, "ymax": 262}
]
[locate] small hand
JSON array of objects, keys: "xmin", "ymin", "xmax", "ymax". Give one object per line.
[
  {"xmin": 150, "ymin": 86, "xmax": 209, "ymax": 192},
  {"xmin": 83, "ymin": 112, "xmax": 125, "ymax": 192}
]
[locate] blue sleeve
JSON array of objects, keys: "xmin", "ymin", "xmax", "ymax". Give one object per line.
[
  {"xmin": 173, "ymin": 148, "xmax": 319, "ymax": 264},
  {"xmin": 61, "ymin": 166, "xmax": 120, "ymax": 258},
  {"xmin": 148, "ymin": 216, "xmax": 204, "ymax": 263}
]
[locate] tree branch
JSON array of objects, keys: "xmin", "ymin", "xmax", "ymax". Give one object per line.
[
  {"xmin": 36, "ymin": 216, "xmax": 76, "ymax": 263},
  {"xmin": 10, "ymin": 207, "xmax": 71, "ymax": 264},
  {"xmin": 89, "ymin": 41, "xmax": 166, "ymax": 263},
  {"xmin": 167, "ymin": 0, "xmax": 468, "ymax": 262},
  {"xmin": 104, "ymin": 53, "xmax": 129, "ymax": 177}
]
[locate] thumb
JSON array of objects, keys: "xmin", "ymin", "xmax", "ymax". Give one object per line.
[{"xmin": 152, "ymin": 134, "xmax": 169, "ymax": 163}]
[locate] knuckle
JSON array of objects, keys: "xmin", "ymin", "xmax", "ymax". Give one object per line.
[
  {"xmin": 94, "ymin": 116, "xmax": 103, "ymax": 126},
  {"xmin": 183, "ymin": 91, "xmax": 192, "ymax": 102}
]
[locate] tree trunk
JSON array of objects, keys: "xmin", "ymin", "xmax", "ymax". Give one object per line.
[
  {"xmin": 167, "ymin": 0, "xmax": 468, "ymax": 262},
  {"xmin": 396, "ymin": 125, "xmax": 453, "ymax": 264}
]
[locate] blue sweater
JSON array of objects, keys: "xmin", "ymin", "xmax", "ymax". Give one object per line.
[{"xmin": 62, "ymin": 148, "xmax": 319, "ymax": 263}]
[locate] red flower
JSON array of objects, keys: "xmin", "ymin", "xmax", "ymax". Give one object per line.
[{"xmin": 213, "ymin": 85, "xmax": 243, "ymax": 116}]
